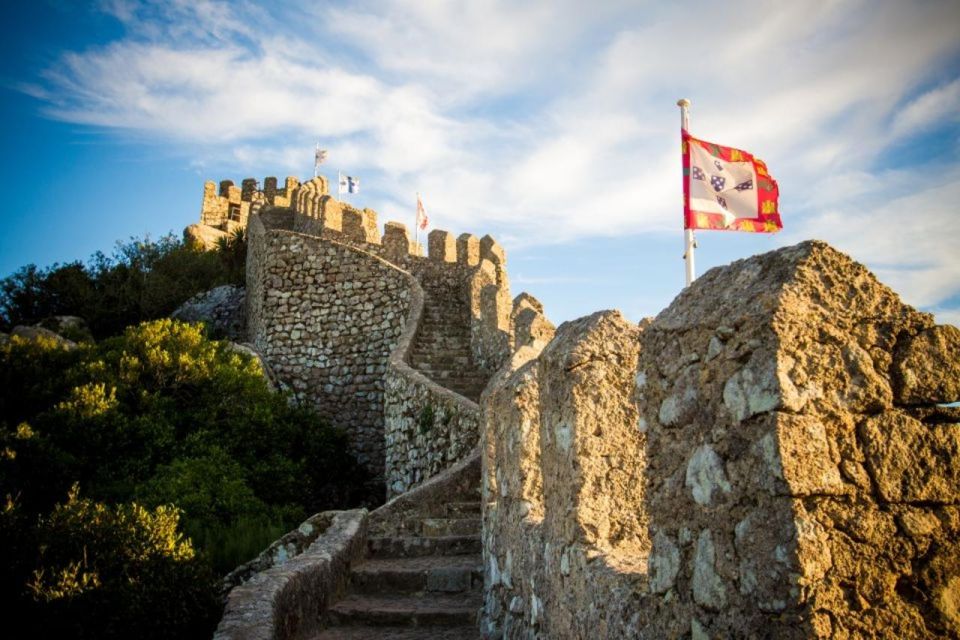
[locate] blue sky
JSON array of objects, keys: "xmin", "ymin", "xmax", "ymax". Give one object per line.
[{"xmin": 2, "ymin": 0, "xmax": 959, "ymax": 326}]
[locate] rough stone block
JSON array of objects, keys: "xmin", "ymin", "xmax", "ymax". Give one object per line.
[
  {"xmin": 513, "ymin": 307, "xmax": 555, "ymax": 350},
  {"xmin": 382, "ymin": 222, "xmax": 411, "ymax": 261},
  {"xmin": 362, "ymin": 208, "xmax": 382, "ymax": 244},
  {"xmin": 242, "ymin": 178, "xmax": 258, "ymax": 202},
  {"xmin": 480, "ymin": 234, "xmax": 506, "ymax": 267},
  {"xmin": 457, "ymin": 233, "xmax": 480, "ymax": 266},
  {"xmin": 512, "ymin": 292, "xmax": 544, "ymax": 315},
  {"xmin": 894, "ymin": 324, "xmax": 960, "ymax": 405},
  {"xmin": 774, "ymin": 413, "xmax": 846, "ymax": 496},
  {"xmin": 320, "ymin": 195, "xmax": 342, "ymax": 231},
  {"xmin": 428, "ymin": 229, "xmax": 456, "ymax": 262},
  {"xmin": 859, "ymin": 410, "xmax": 960, "ymax": 503},
  {"xmin": 342, "ymin": 207, "xmax": 366, "ymax": 243},
  {"xmin": 263, "ymin": 176, "xmax": 277, "ymax": 197}
]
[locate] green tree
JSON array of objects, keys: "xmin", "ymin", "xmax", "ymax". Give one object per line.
[{"xmin": 0, "ymin": 233, "xmax": 246, "ymax": 338}]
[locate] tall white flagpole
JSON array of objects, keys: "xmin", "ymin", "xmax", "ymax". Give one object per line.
[
  {"xmin": 314, "ymin": 143, "xmax": 319, "ymax": 178},
  {"xmin": 678, "ymin": 98, "xmax": 696, "ymax": 287},
  {"xmin": 414, "ymin": 192, "xmax": 420, "ymax": 250}
]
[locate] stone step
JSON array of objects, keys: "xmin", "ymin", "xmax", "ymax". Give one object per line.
[
  {"xmin": 310, "ymin": 626, "xmax": 481, "ymax": 640},
  {"xmin": 404, "ymin": 517, "xmax": 482, "ymax": 537},
  {"xmin": 350, "ymin": 555, "xmax": 483, "ymax": 594},
  {"xmin": 325, "ymin": 592, "xmax": 481, "ymax": 627},
  {"xmin": 368, "ymin": 535, "xmax": 482, "ymax": 559}
]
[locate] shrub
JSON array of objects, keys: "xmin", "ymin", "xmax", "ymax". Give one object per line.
[
  {"xmin": 0, "ymin": 318, "xmax": 372, "ymax": 636},
  {"xmin": 0, "ymin": 233, "xmax": 246, "ymax": 338},
  {"xmin": 20, "ymin": 486, "xmax": 220, "ymax": 639}
]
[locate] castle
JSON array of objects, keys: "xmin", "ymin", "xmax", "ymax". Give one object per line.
[{"xmin": 193, "ymin": 176, "xmax": 960, "ymax": 640}]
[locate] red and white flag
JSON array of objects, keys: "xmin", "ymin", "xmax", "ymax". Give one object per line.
[
  {"xmin": 682, "ymin": 131, "xmax": 781, "ymax": 233},
  {"xmin": 416, "ymin": 194, "xmax": 429, "ymax": 230}
]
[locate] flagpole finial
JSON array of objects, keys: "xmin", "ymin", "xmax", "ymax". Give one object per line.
[{"xmin": 677, "ymin": 98, "xmax": 691, "ymax": 108}]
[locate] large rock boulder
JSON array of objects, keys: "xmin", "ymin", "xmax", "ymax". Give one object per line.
[
  {"xmin": 11, "ymin": 325, "xmax": 78, "ymax": 350},
  {"xmin": 36, "ymin": 315, "xmax": 93, "ymax": 343},
  {"xmin": 172, "ymin": 285, "xmax": 246, "ymax": 340}
]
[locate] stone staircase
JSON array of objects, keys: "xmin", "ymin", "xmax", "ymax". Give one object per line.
[
  {"xmin": 312, "ymin": 500, "xmax": 483, "ymax": 639},
  {"xmin": 408, "ymin": 281, "xmax": 488, "ymax": 403}
]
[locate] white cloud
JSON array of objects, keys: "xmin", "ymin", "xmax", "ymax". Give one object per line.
[
  {"xmin": 21, "ymin": 0, "xmax": 960, "ymax": 318},
  {"xmin": 890, "ymin": 79, "xmax": 960, "ymax": 140}
]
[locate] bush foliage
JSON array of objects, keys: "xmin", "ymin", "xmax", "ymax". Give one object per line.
[
  {"xmin": 0, "ymin": 318, "xmax": 371, "ymax": 637},
  {"xmin": 0, "ymin": 232, "xmax": 246, "ymax": 339}
]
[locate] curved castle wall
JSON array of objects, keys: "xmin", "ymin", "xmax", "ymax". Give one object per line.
[{"xmin": 238, "ymin": 178, "xmax": 552, "ymax": 493}]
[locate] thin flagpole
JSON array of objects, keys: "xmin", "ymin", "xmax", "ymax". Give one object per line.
[
  {"xmin": 678, "ymin": 98, "xmax": 695, "ymax": 287},
  {"xmin": 415, "ymin": 192, "xmax": 420, "ymax": 251}
]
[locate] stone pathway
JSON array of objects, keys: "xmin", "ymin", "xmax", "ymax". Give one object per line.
[
  {"xmin": 311, "ymin": 501, "xmax": 483, "ymax": 639},
  {"xmin": 408, "ymin": 279, "xmax": 488, "ymax": 402}
]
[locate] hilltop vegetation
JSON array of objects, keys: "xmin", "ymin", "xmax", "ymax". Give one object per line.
[
  {"xmin": 0, "ymin": 235, "xmax": 372, "ymax": 638},
  {"xmin": 0, "ymin": 231, "xmax": 246, "ymax": 338}
]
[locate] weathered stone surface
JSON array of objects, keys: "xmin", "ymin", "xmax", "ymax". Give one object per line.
[
  {"xmin": 382, "ymin": 222, "xmax": 412, "ymax": 261},
  {"xmin": 685, "ymin": 444, "xmax": 731, "ymax": 506},
  {"xmin": 692, "ymin": 530, "xmax": 726, "ymax": 610},
  {"xmin": 648, "ymin": 530, "xmax": 680, "ymax": 593},
  {"xmin": 512, "ymin": 292, "xmax": 554, "ymax": 352},
  {"xmin": 482, "ymin": 310, "xmax": 647, "ymax": 639},
  {"xmin": 428, "ymin": 229, "xmax": 456, "ymax": 263},
  {"xmin": 172, "ymin": 284, "xmax": 246, "ymax": 340},
  {"xmin": 859, "ymin": 410, "xmax": 960, "ymax": 503},
  {"xmin": 894, "ymin": 324, "xmax": 960, "ymax": 405},
  {"xmin": 220, "ymin": 511, "xmax": 338, "ymax": 597},
  {"xmin": 215, "ymin": 509, "xmax": 368, "ymax": 640},
  {"xmin": 456, "ymin": 234, "xmax": 480, "ymax": 267}
]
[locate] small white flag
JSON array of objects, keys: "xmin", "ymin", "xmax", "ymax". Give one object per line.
[
  {"xmin": 314, "ymin": 146, "xmax": 328, "ymax": 167},
  {"xmin": 416, "ymin": 194, "xmax": 428, "ymax": 230},
  {"xmin": 339, "ymin": 174, "xmax": 360, "ymax": 194}
]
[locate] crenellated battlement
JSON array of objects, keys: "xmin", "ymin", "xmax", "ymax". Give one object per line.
[{"xmin": 198, "ymin": 175, "xmax": 305, "ymax": 231}]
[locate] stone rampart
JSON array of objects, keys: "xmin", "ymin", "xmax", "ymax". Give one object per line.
[
  {"xmin": 245, "ymin": 213, "xmax": 411, "ymax": 477},
  {"xmin": 482, "ymin": 240, "xmax": 960, "ymax": 638},
  {"xmin": 382, "ymin": 269, "xmax": 482, "ymax": 496},
  {"xmin": 201, "ymin": 175, "xmax": 305, "ymax": 230},
  {"xmin": 238, "ymin": 180, "xmax": 548, "ymax": 492},
  {"xmin": 214, "ymin": 509, "xmax": 367, "ymax": 640},
  {"xmin": 481, "ymin": 311, "xmax": 648, "ymax": 638}
]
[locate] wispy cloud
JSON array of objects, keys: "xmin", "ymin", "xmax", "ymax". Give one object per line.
[{"xmin": 21, "ymin": 0, "xmax": 960, "ymax": 319}]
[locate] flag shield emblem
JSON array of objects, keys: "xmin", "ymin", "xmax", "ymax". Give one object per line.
[{"xmin": 682, "ymin": 131, "xmax": 781, "ymax": 233}]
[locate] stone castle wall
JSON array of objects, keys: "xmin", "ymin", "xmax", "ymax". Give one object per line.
[
  {"xmin": 482, "ymin": 311, "xmax": 648, "ymax": 639},
  {"xmin": 209, "ymin": 169, "xmax": 959, "ymax": 637},
  {"xmin": 245, "ymin": 213, "xmax": 411, "ymax": 474},
  {"xmin": 482, "ymin": 241, "xmax": 960, "ymax": 639},
  {"xmin": 236, "ymin": 176, "xmax": 551, "ymax": 490}
]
